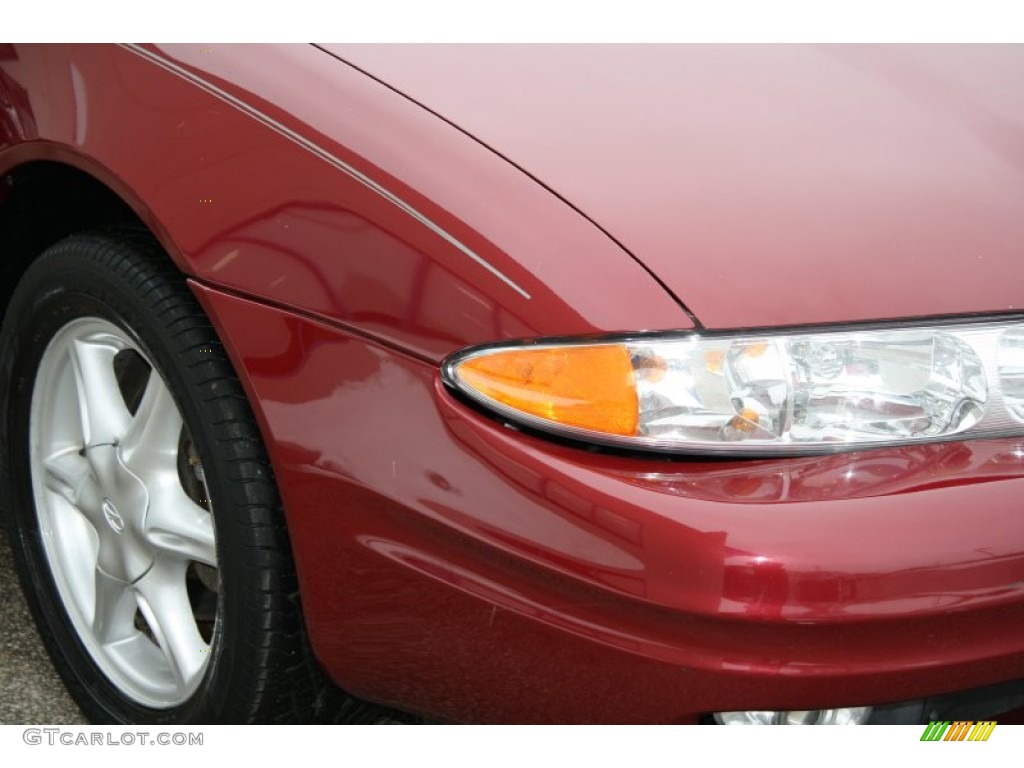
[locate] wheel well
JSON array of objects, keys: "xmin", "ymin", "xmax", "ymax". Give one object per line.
[{"xmin": 0, "ymin": 161, "xmax": 145, "ymax": 318}]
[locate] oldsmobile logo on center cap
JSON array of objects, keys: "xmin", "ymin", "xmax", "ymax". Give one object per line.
[{"xmin": 101, "ymin": 498, "xmax": 125, "ymax": 534}]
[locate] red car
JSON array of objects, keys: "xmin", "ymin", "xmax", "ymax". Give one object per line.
[{"xmin": 1, "ymin": 43, "xmax": 1023, "ymax": 725}]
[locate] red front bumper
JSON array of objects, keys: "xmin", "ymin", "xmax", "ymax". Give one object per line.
[{"xmin": 196, "ymin": 283, "xmax": 1024, "ymax": 724}]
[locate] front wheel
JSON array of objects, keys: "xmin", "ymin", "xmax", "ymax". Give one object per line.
[{"xmin": 0, "ymin": 231, "xmax": 367, "ymax": 723}]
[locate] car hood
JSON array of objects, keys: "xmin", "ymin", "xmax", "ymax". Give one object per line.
[{"xmin": 325, "ymin": 44, "xmax": 1024, "ymax": 330}]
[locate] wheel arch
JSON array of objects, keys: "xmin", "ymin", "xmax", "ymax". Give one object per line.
[
  {"xmin": 0, "ymin": 148, "xmax": 300, "ymax": 568},
  {"xmin": 0, "ymin": 145, "xmax": 194, "ymax": 323}
]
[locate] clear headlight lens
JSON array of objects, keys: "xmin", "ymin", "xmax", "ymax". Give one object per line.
[{"xmin": 443, "ymin": 320, "xmax": 1024, "ymax": 455}]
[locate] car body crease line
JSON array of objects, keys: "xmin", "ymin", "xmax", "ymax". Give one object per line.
[{"xmin": 117, "ymin": 42, "xmax": 532, "ymax": 301}]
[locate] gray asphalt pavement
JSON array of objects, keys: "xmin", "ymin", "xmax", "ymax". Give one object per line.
[{"xmin": 0, "ymin": 524, "xmax": 87, "ymax": 724}]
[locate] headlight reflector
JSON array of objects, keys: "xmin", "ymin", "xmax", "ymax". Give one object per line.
[{"xmin": 443, "ymin": 320, "xmax": 1024, "ymax": 455}]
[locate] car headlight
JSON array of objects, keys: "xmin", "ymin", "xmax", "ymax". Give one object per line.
[{"xmin": 442, "ymin": 319, "xmax": 1024, "ymax": 456}]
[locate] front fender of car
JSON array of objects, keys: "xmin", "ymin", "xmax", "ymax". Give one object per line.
[{"xmin": 0, "ymin": 43, "xmax": 689, "ymax": 363}]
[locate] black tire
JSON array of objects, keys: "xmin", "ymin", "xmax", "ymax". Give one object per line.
[{"xmin": 0, "ymin": 230, "xmax": 374, "ymax": 723}]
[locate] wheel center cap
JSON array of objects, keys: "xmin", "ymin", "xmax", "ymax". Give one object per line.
[{"xmin": 101, "ymin": 498, "xmax": 125, "ymax": 534}]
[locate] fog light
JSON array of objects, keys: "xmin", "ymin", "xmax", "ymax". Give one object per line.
[{"xmin": 714, "ymin": 707, "xmax": 872, "ymax": 725}]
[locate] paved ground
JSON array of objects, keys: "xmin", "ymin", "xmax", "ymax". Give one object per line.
[{"xmin": 0, "ymin": 523, "xmax": 87, "ymax": 724}]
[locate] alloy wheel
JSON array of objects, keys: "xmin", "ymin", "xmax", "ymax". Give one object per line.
[{"xmin": 29, "ymin": 316, "xmax": 218, "ymax": 708}]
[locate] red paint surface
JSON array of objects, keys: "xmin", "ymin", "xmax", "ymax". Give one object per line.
[
  {"xmin": 0, "ymin": 44, "xmax": 687, "ymax": 362},
  {"xmin": 331, "ymin": 44, "xmax": 1024, "ymax": 329},
  {"xmin": 194, "ymin": 283, "xmax": 1024, "ymax": 723},
  {"xmin": 3, "ymin": 44, "xmax": 1024, "ymax": 722}
]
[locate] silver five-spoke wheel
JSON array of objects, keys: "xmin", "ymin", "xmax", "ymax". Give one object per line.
[
  {"xmin": 30, "ymin": 317, "xmax": 218, "ymax": 708},
  {"xmin": 1, "ymin": 230, "xmax": 380, "ymax": 723}
]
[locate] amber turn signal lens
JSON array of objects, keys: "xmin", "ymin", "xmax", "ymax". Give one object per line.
[{"xmin": 455, "ymin": 345, "xmax": 639, "ymax": 436}]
